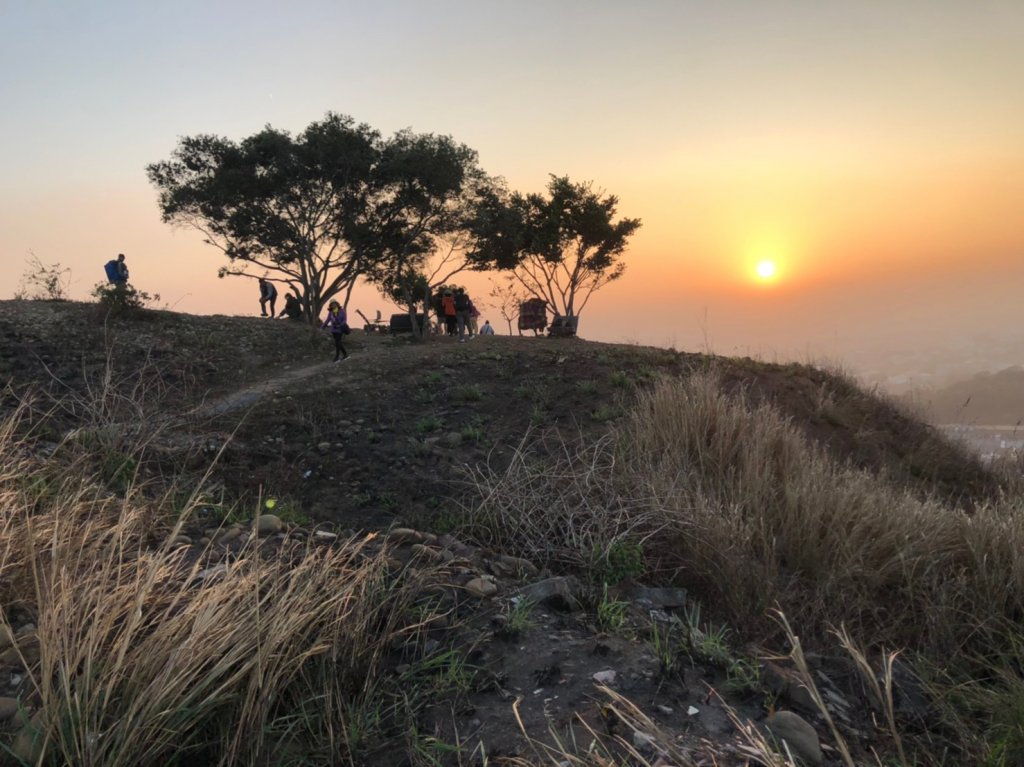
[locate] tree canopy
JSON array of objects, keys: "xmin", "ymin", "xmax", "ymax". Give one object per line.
[
  {"xmin": 466, "ymin": 176, "xmax": 641, "ymax": 328},
  {"xmin": 147, "ymin": 113, "xmax": 483, "ymax": 324}
]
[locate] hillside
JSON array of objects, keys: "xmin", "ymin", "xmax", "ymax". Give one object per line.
[
  {"xmin": 0, "ymin": 299, "xmax": 1016, "ymax": 766},
  {"xmin": 911, "ymin": 366, "xmax": 1024, "ymax": 426}
]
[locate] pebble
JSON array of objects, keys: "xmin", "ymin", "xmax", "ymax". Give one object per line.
[
  {"xmin": 592, "ymin": 669, "xmax": 616, "ymax": 684},
  {"xmin": 465, "ymin": 577, "xmax": 498, "ymax": 598}
]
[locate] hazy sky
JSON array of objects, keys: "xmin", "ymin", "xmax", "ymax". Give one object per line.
[{"xmin": 2, "ymin": 0, "xmax": 1023, "ymax": 370}]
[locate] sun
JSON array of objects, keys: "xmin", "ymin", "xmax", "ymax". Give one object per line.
[{"xmin": 755, "ymin": 259, "xmax": 777, "ymax": 280}]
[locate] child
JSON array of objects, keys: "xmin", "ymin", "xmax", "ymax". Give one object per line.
[{"xmin": 320, "ymin": 300, "xmax": 350, "ymax": 362}]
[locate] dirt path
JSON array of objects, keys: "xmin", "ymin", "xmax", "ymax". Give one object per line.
[{"xmin": 191, "ymin": 359, "xmax": 338, "ymax": 418}]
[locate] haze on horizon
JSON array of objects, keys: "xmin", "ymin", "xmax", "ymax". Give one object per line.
[{"xmin": 2, "ymin": 0, "xmax": 1023, "ymax": 389}]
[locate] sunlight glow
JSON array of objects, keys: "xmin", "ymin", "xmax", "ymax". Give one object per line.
[{"xmin": 755, "ymin": 259, "xmax": 777, "ymax": 280}]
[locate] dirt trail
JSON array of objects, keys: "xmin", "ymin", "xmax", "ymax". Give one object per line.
[{"xmin": 192, "ymin": 359, "xmax": 337, "ymax": 418}]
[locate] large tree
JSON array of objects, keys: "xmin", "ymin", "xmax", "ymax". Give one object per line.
[
  {"xmin": 147, "ymin": 113, "xmax": 484, "ymax": 326},
  {"xmin": 355, "ymin": 131, "xmax": 488, "ymax": 337},
  {"xmin": 467, "ymin": 176, "xmax": 641, "ymax": 333}
]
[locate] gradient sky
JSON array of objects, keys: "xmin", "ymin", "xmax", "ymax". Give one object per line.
[{"xmin": 3, "ymin": 1, "xmax": 1023, "ymax": 374}]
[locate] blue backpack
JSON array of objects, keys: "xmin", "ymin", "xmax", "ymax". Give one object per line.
[{"xmin": 104, "ymin": 260, "xmax": 120, "ymax": 283}]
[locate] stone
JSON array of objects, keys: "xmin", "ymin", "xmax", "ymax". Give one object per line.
[
  {"xmin": 388, "ymin": 528, "xmax": 427, "ymax": 545},
  {"xmin": 317, "ymin": 441, "xmax": 331, "ymax": 453},
  {"xmin": 0, "ymin": 625, "xmax": 13, "ymax": 651},
  {"xmin": 465, "ymin": 578, "xmax": 498, "ymax": 598},
  {"xmin": 499, "ymin": 555, "xmax": 539, "ymax": 577},
  {"xmin": 443, "ymin": 431, "xmax": 463, "ymax": 448},
  {"xmin": 214, "ymin": 528, "xmax": 241, "ymax": 544},
  {"xmin": 169, "ymin": 534, "xmax": 192, "ymax": 547},
  {"xmin": 0, "ymin": 696, "xmax": 19, "ymax": 721},
  {"xmin": 314, "ymin": 530, "xmax": 338, "ymax": 541},
  {"xmin": 12, "ymin": 711, "xmax": 46, "ymax": 765},
  {"xmin": 632, "ymin": 730, "xmax": 657, "ymax": 754},
  {"xmin": 626, "ymin": 585, "xmax": 688, "ymax": 609},
  {"xmin": 410, "ymin": 544, "xmax": 443, "ymax": 562},
  {"xmin": 762, "ymin": 661, "xmax": 817, "ymax": 712},
  {"xmin": 765, "ymin": 710, "xmax": 823, "ymax": 766},
  {"xmin": 592, "ymin": 669, "xmax": 616, "ymax": 684},
  {"xmin": 516, "ymin": 576, "xmax": 580, "ymax": 611},
  {"xmin": 255, "ymin": 514, "xmax": 284, "ymax": 535}
]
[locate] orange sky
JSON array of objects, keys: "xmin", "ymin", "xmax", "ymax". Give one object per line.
[{"xmin": 2, "ymin": 1, "xmax": 1023, "ymax": 377}]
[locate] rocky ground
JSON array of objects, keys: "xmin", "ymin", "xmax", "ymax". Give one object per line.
[{"xmin": 0, "ymin": 299, "xmax": 993, "ymax": 765}]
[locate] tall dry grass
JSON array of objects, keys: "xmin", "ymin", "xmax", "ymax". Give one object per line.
[
  {"xmin": 0, "ymin": 407, "xmax": 417, "ymax": 766},
  {"xmin": 464, "ymin": 369, "xmax": 1024, "ymax": 654}
]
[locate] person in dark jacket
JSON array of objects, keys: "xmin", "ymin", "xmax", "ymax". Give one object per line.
[
  {"xmin": 104, "ymin": 253, "xmax": 129, "ymax": 285},
  {"xmin": 454, "ymin": 288, "xmax": 473, "ymax": 342},
  {"xmin": 320, "ymin": 300, "xmax": 349, "ymax": 362},
  {"xmin": 278, "ymin": 292, "xmax": 303, "ymax": 320},
  {"xmin": 258, "ymin": 278, "xmax": 278, "ymax": 317}
]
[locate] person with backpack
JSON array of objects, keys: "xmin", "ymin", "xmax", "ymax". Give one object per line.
[
  {"xmin": 104, "ymin": 253, "xmax": 129, "ymax": 285},
  {"xmin": 320, "ymin": 300, "xmax": 350, "ymax": 362},
  {"xmin": 258, "ymin": 278, "xmax": 278, "ymax": 317},
  {"xmin": 454, "ymin": 287, "xmax": 473, "ymax": 342}
]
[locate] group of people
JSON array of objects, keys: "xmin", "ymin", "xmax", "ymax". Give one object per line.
[
  {"xmin": 439, "ymin": 287, "xmax": 480, "ymax": 342},
  {"xmin": 258, "ymin": 278, "xmax": 303, "ymax": 320}
]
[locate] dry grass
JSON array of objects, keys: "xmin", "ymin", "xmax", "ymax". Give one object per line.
[
  {"xmin": 0, "ymin": 407, "xmax": 418, "ymax": 766},
  {"xmin": 461, "ymin": 368, "xmax": 1024, "ymax": 763}
]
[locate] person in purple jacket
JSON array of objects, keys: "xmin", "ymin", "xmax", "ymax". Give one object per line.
[{"xmin": 320, "ymin": 300, "xmax": 350, "ymax": 362}]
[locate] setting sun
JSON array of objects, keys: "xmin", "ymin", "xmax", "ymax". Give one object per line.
[{"xmin": 755, "ymin": 259, "xmax": 777, "ymax": 281}]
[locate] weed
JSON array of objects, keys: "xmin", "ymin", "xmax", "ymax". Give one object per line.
[
  {"xmin": 591, "ymin": 404, "xmax": 620, "ymax": 422},
  {"xmin": 576, "ymin": 379, "xmax": 599, "ymax": 395},
  {"xmin": 416, "ymin": 415, "xmax": 444, "ymax": 435},
  {"xmin": 457, "ymin": 383, "xmax": 484, "ymax": 402},
  {"xmin": 608, "ymin": 370, "xmax": 633, "ymax": 389},
  {"xmin": 504, "ymin": 598, "xmax": 536, "ymax": 635},
  {"xmin": 596, "ymin": 584, "xmax": 629, "ymax": 634},
  {"xmin": 425, "ymin": 371, "xmax": 444, "ymax": 385},
  {"xmin": 587, "ymin": 540, "xmax": 644, "ymax": 587}
]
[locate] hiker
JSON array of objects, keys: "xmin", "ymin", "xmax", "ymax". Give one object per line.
[
  {"xmin": 454, "ymin": 287, "xmax": 473, "ymax": 342},
  {"xmin": 258, "ymin": 278, "xmax": 278, "ymax": 317},
  {"xmin": 441, "ymin": 290, "xmax": 457, "ymax": 336},
  {"xmin": 480, "ymin": 320, "xmax": 495, "ymax": 336},
  {"xmin": 104, "ymin": 253, "xmax": 129, "ymax": 285},
  {"xmin": 467, "ymin": 298, "xmax": 480, "ymax": 338},
  {"xmin": 320, "ymin": 300, "xmax": 350, "ymax": 362},
  {"xmin": 278, "ymin": 292, "xmax": 302, "ymax": 321}
]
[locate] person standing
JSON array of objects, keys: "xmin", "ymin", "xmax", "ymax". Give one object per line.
[
  {"xmin": 320, "ymin": 300, "xmax": 350, "ymax": 362},
  {"xmin": 258, "ymin": 278, "xmax": 278, "ymax": 317},
  {"xmin": 441, "ymin": 290, "xmax": 457, "ymax": 336},
  {"xmin": 467, "ymin": 298, "xmax": 480, "ymax": 338},
  {"xmin": 104, "ymin": 253, "xmax": 129, "ymax": 285},
  {"xmin": 454, "ymin": 287, "xmax": 472, "ymax": 342}
]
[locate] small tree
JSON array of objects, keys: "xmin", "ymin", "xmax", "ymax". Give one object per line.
[
  {"xmin": 15, "ymin": 254, "xmax": 71, "ymax": 301},
  {"xmin": 467, "ymin": 176, "xmax": 641, "ymax": 333},
  {"xmin": 488, "ymin": 277, "xmax": 524, "ymax": 336}
]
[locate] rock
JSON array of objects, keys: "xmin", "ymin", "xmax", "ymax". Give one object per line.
[
  {"xmin": 0, "ymin": 696, "xmax": 19, "ymax": 721},
  {"xmin": 195, "ymin": 564, "xmax": 228, "ymax": 581},
  {"xmin": 169, "ymin": 534, "xmax": 192, "ymax": 547},
  {"xmin": 687, "ymin": 705, "xmax": 699, "ymax": 716},
  {"xmin": 0, "ymin": 625, "xmax": 13, "ymax": 651},
  {"xmin": 12, "ymin": 710, "xmax": 46, "ymax": 765},
  {"xmin": 465, "ymin": 578, "xmax": 498, "ymax": 598},
  {"xmin": 765, "ymin": 710, "xmax": 823, "ymax": 766},
  {"xmin": 443, "ymin": 431, "xmax": 463, "ymax": 448},
  {"xmin": 499, "ymin": 555, "xmax": 539, "ymax": 577},
  {"xmin": 214, "ymin": 528, "xmax": 241, "ymax": 544},
  {"xmin": 313, "ymin": 530, "xmax": 338, "ymax": 541},
  {"xmin": 516, "ymin": 576, "xmax": 580, "ymax": 611},
  {"xmin": 657, "ymin": 705, "xmax": 674, "ymax": 716},
  {"xmin": 388, "ymin": 528, "xmax": 427, "ymax": 545},
  {"xmin": 255, "ymin": 514, "xmax": 284, "ymax": 535},
  {"xmin": 762, "ymin": 661, "xmax": 817, "ymax": 712},
  {"xmin": 0, "ymin": 646, "xmax": 22, "ymax": 667},
  {"xmin": 626, "ymin": 585, "xmax": 688, "ymax": 609},
  {"xmin": 317, "ymin": 441, "xmax": 331, "ymax": 453},
  {"xmin": 410, "ymin": 544, "xmax": 443, "ymax": 562},
  {"xmin": 592, "ymin": 669, "xmax": 616, "ymax": 685},
  {"xmin": 632, "ymin": 730, "xmax": 658, "ymax": 754}
]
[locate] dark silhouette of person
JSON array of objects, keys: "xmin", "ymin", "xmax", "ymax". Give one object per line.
[
  {"xmin": 258, "ymin": 278, "xmax": 278, "ymax": 317},
  {"xmin": 278, "ymin": 292, "xmax": 303, "ymax": 320},
  {"xmin": 104, "ymin": 253, "xmax": 129, "ymax": 285}
]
